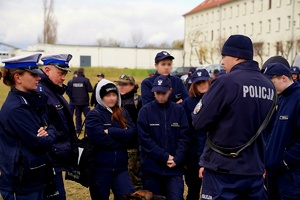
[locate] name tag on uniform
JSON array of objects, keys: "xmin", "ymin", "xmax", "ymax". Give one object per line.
[
  {"xmin": 171, "ymin": 123, "xmax": 180, "ymax": 128},
  {"xmin": 149, "ymin": 124, "xmax": 160, "ymax": 126},
  {"xmin": 279, "ymin": 116, "xmax": 289, "ymax": 120},
  {"xmin": 103, "ymin": 124, "xmax": 112, "ymax": 126}
]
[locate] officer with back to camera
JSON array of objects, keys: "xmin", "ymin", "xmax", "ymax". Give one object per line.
[
  {"xmin": 38, "ymin": 54, "xmax": 78, "ymax": 200},
  {"xmin": 192, "ymin": 35, "xmax": 276, "ymax": 199}
]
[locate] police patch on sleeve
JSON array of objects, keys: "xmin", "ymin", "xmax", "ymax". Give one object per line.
[{"xmin": 193, "ymin": 99, "xmax": 203, "ymax": 114}]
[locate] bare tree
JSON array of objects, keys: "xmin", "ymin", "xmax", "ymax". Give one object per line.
[
  {"xmin": 130, "ymin": 30, "xmax": 144, "ymax": 47},
  {"xmin": 186, "ymin": 30, "xmax": 201, "ymax": 66},
  {"xmin": 143, "ymin": 43, "xmax": 158, "ymax": 48},
  {"xmin": 159, "ymin": 42, "xmax": 171, "ymax": 49},
  {"xmin": 96, "ymin": 38, "xmax": 107, "ymax": 46},
  {"xmin": 253, "ymin": 42, "xmax": 264, "ymax": 66},
  {"xmin": 38, "ymin": 0, "xmax": 58, "ymax": 44},
  {"xmin": 275, "ymin": 40, "xmax": 294, "ymax": 60}
]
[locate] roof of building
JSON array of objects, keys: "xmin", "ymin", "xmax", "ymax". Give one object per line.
[{"xmin": 183, "ymin": 0, "xmax": 232, "ymax": 16}]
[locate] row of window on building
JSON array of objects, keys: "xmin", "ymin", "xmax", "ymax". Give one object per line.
[{"xmin": 188, "ymin": 0, "xmax": 299, "ymax": 27}]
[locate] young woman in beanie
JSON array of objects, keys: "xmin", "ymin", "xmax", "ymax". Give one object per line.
[
  {"xmin": 85, "ymin": 79, "xmax": 136, "ymax": 200},
  {"xmin": 181, "ymin": 69, "xmax": 211, "ymax": 200},
  {"xmin": 0, "ymin": 54, "xmax": 56, "ymax": 200}
]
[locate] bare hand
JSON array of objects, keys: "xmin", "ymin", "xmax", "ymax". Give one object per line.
[
  {"xmin": 37, "ymin": 127, "xmax": 48, "ymax": 137},
  {"xmin": 167, "ymin": 160, "xmax": 177, "ymax": 168},
  {"xmin": 199, "ymin": 167, "xmax": 204, "ymax": 178},
  {"xmin": 104, "ymin": 129, "xmax": 108, "ymax": 134},
  {"xmin": 176, "ymin": 99, "xmax": 183, "ymax": 104}
]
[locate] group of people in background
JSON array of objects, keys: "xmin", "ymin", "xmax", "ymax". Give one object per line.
[{"xmin": 0, "ymin": 33, "xmax": 299, "ymax": 200}]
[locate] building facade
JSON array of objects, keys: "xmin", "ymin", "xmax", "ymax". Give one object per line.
[
  {"xmin": 183, "ymin": 0, "xmax": 300, "ymax": 67},
  {"xmin": 4, "ymin": 44, "xmax": 184, "ymax": 69}
]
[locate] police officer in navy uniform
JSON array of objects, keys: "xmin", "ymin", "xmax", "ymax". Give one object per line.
[
  {"xmin": 0, "ymin": 54, "xmax": 56, "ymax": 200},
  {"xmin": 290, "ymin": 66, "xmax": 300, "ymax": 83},
  {"xmin": 38, "ymin": 54, "xmax": 78, "ymax": 200},
  {"xmin": 182, "ymin": 69, "xmax": 211, "ymax": 200},
  {"xmin": 70, "ymin": 67, "xmax": 93, "ymax": 134},
  {"xmin": 192, "ymin": 35, "xmax": 275, "ymax": 199},
  {"xmin": 264, "ymin": 63, "xmax": 300, "ymax": 199},
  {"xmin": 184, "ymin": 67, "xmax": 196, "ymax": 91},
  {"xmin": 66, "ymin": 71, "xmax": 78, "ymax": 115},
  {"xmin": 138, "ymin": 75, "xmax": 189, "ymax": 200},
  {"xmin": 141, "ymin": 51, "xmax": 188, "ymax": 105}
]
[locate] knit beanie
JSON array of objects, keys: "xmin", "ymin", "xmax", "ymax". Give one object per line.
[{"xmin": 221, "ymin": 35, "xmax": 253, "ymax": 60}]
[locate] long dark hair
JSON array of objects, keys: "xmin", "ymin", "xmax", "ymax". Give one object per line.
[{"xmin": 111, "ymin": 104, "xmax": 127, "ymax": 128}]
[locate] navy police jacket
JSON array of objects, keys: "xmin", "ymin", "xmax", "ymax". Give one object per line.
[
  {"xmin": 137, "ymin": 100, "xmax": 189, "ymax": 176},
  {"xmin": 182, "ymin": 95, "xmax": 207, "ymax": 167},
  {"xmin": 141, "ymin": 72, "xmax": 188, "ymax": 105},
  {"xmin": 70, "ymin": 73, "xmax": 93, "ymax": 106},
  {"xmin": 266, "ymin": 82, "xmax": 300, "ymax": 173},
  {"xmin": 38, "ymin": 73, "xmax": 78, "ymax": 171},
  {"xmin": 85, "ymin": 105, "xmax": 136, "ymax": 172},
  {"xmin": 192, "ymin": 61, "xmax": 275, "ymax": 175},
  {"xmin": 0, "ymin": 89, "xmax": 55, "ymax": 193}
]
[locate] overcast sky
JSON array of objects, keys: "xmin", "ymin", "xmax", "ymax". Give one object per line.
[{"xmin": 0, "ymin": 0, "xmax": 203, "ymax": 50}]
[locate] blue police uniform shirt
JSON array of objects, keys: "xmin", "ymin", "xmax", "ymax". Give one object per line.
[
  {"xmin": 192, "ymin": 60, "xmax": 275, "ymax": 175},
  {"xmin": 141, "ymin": 72, "xmax": 188, "ymax": 105},
  {"xmin": 266, "ymin": 82, "xmax": 300, "ymax": 172}
]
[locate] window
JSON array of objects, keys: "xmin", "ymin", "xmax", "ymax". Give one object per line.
[
  {"xmin": 211, "ymin": 30, "xmax": 214, "ymax": 41},
  {"xmin": 206, "ymin": 13, "xmax": 209, "ymax": 24},
  {"xmin": 229, "ymin": 27, "xmax": 232, "ymax": 34},
  {"xmin": 236, "ymin": 25, "xmax": 239, "ymax": 33},
  {"xmin": 267, "ymin": 43, "xmax": 270, "ymax": 56},
  {"xmin": 269, "ymin": 0, "xmax": 272, "ymax": 9},
  {"xmin": 267, "ymin": 19, "xmax": 271, "ymax": 33},
  {"xmin": 200, "ymin": 14, "xmax": 203, "ymax": 25},
  {"xmin": 287, "ymin": 0, "xmax": 292, "ymax": 5},
  {"xmin": 216, "ymin": 10, "xmax": 220, "ymax": 22},
  {"xmin": 236, "ymin": 4, "xmax": 240, "ymax": 17},
  {"xmin": 259, "ymin": 0, "xmax": 263, "ymax": 11},
  {"xmin": 243, "ymin": 2, "xmax": 247, "ymax": 15},
  {"xmin": 259, "ymin": 21, "xmax": 262, "ymax": 34},
  {"xmin": 277, "ymin": 0, "xmax": 281, "ymax": 7},
  {"xmin": 212, "ymin": 11, "xmax": 214, "ymax": 22},
  {"xmin": 243, "ymin": 24, "xmax": 247, "ymax": 34},
  {"xmin": 287, "ymin": 15, "xmax": 291, "ymax": 30},
  {"xmin": 251, "ymin": 23, "xmax": 254, "ymax": 35},
  {"xmin": 223, "ymin": 8, "xmax": 226, "ymax": 20},
  {"xmin": 251, "ymin": 0, "xmax": 255, "ymax": 13},
  {"xmin": 277, "ymin": 17, "xmax": 281, "ymax": 31},
  {"xmin": 229, "ymin": 6, "xmax": 232, "ymax": 18}
]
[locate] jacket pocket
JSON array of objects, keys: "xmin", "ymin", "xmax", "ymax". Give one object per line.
[{"xmin": 52, "ymin": 142, "xmax": 71, "ymax": 158}]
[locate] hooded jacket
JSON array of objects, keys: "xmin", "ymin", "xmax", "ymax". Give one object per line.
[{"xmin": 85, "ymin": 79, "xmax": 137, "ymax": 172}]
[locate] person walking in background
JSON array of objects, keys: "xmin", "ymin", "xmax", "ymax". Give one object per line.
[
  {"xmin": 0, "ymin": 54, "xmax": 56, "ymax": 200},
  {"xmin": 38, "ymin": 54, "xmax": 78, "ymax": 200},
  {"xmin": 264, "ymin": 63, "xmax": 300, "ymax": 199},
  {"xmin": 290, "ymin": 66, "xmax": 300, "ymax": 83},
  {"xmin": 91, "ymin": 73, "xmax": 105, "ymax": 107},
  {"xmin": 66, "ymin": 71, "xmax": 78, "ymax": 115},
  {"xmin": 115, "ymin": 74, "xmax": 142, "ymax": 190},
  {"xmin": 138, "ymin": 75, "xmax": 189, "ymax": 200},
  {"xmin": 71, "ymin": 67, "xmax": 93, "ymax": 134},
  {"xmin": 85, "ymin": 79, "xmax": 136, "ymax": 200},
  {"xmin": 192, "ymin": 35, "xmax": 275, "ymax": 199},
  {"xmin": 141, "ymin": 51, "xmax": 188, "ymax": 105},
  {"xmin": 184, "ymin": 67, "xmax": 196, "ymax": 91},
  {"xmin": 181, "ymin": 69, "xmax": 211, "ymax": 200}
]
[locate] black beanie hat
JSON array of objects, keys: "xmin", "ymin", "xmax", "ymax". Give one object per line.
[
  {"xmin": 100, "ymin": 83, "xmax": 118, "ymax": 99},
  {"xmin": 221, "ymin": 35, "xmax": 253, "ymax": 60},
  {"xmin": 261, "ymin": 56, "xmax": 290, "ymax": 70}
]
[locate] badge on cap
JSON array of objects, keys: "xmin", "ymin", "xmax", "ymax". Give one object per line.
[
  {"xmin": 163, "ymin": 52, "xmax": 168, "ymax": 56},
  {"xmin": 158, "ymin": 79, "xmax": 163, "ymax": 85},
  {"xmin": 193, "ymin": 99, "xmax": 203, "ymax": 114},
  {"xmin": 197, "ymin": 72, "xmax": 202, "ymax": 77}
]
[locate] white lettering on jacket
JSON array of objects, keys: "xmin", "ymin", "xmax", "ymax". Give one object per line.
[
  {"xmin": 73, "ymin": 83, "xmax": 84, "ymax": 87},
  {"xmin": 243, "ymin": 85, "xmax": 273, "ymax": 100}
]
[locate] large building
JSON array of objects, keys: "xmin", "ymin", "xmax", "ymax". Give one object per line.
[{"xmin": 183, "ymin": 0, "xmax": 300, "ymax": 67}]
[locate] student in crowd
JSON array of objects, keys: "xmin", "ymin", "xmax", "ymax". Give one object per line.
[
  {"xmin": 290, "ymin": 66, "xmax": 300, "ymax": 83},
  {"xmin": 66, "ymin": 70, "xmax": 78, "ymax": 115},
  {"xmin": 141, "ymin": 51, "xmax": 188, "ymax": 105},
  {"xmin": 184, "ymin": 67, "xmax": 196, "ymax": 91},
  {"xmin": 38, "ymin": 54, "xmax": 78, "ymax": 200},
  {"xmin": 115, "ymin": 74, "xmax": 142, "ymax": 190},
  {"xmin": 181, "ymin": 69, "xmax": 211, "ymax": 200},
  {"xmin": 138, "ymin": 75, "xmax": 189, "ymax": 200},
  {"xmin": 71, "ymin": 68, "xmax": 93, "ymax": 134},
  {"xmin": 264, "ymin": 63, "xmax": 300, "ymax": 199},
  {"xmin": 0, "ymin": 54, "xmax": 56, "ymax": 200},
  {"xmin": 85, "ymin": 79, "xmax": 136, "ymax": 200},
  {"xmin": 91, "ymin": 73, "xmax": 105, "ymax": 107}
]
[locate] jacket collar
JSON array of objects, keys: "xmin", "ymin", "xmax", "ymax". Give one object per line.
[
  {"xmin": 39, "ymin": 72, "xmax": 67, "ymax": 95},
  {"xmin": 281, "ymin": 82, "xmax": 299, "ymax": 97},
  {"xmin": 121, "ymin": 90, "xmax": 135, "ymax": 100},
  {"xmin": 153, "ymin": 99, "xmax": 172, "ymax": 108},
  {"xmin": 230, "ymin": 60, "xmax": 260, "ymax": 73},
  {"xmin": 11, "ymin": 88, "xmax": 48, "ymax": 108},
  {"xmin": 154, "ymin": 71, "xmax": 171, "ymax": 78}
]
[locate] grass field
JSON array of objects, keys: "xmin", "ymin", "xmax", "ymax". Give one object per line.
[{"xmin": 0, "ymin": 67, "xmax": 189, "ymax": 199}]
